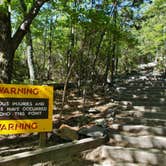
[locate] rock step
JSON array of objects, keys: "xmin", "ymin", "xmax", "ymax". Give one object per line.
[
  {"xmin": 116, "ymin": 117, "xmax": 166, "ymax": 126},
  {"xmin": 117, "ymin": 111, "xmax": 166, "ymax": 119},
  {"xmin": 115, "ymin": 83, "xmax": 166, "ymax": 87},
  {"xmin": 113, "ymin": 96, "xmax": 166, "ymax": 102},
  {"xmin": 89, "ymin": 161, "xmax": 148, "ymax": 166},
  {"xmin": 113, "ymin": 162, "xmax": 149, "ymax": 166},
  {"xmin": 111, "ymin": 124, "xmax": 166, "ymax": 136},
  {"xmin": 85, "ymin": 145, "xmax": 166, "ymax": 165},
  {"xmin": 114, "ymin": 97, "xmax": 166, "ymax": 102},
  {"xmin": 115, "ymin": 79, "xmax": 166, "ymax": 83},
  {"xmin": 115, "ymin": 88, "xmax": 166, "ymax": 94},
  {"xmin": 114, "ymin": 100, "xmax": 166, "ymax": 106},
  {"xmin": 129, "ymin": 106, "xmax": 166, "ymax": 112},
  {"xmin": 114, "ymin": 84, "xmax": 165, "ymax": 88},
  {"xmin": 109, "ymin": 134, "xmax": 166, "ymax": 149},
  {"xmin": 115, "ymin": 86, "xmax": 166, "ymax": 91},
  {"xmin": 113, "ymin": 97, "xmax": 166, "ymax": 105},
  {"xmin": 114, "ymin": 83, "xmax": 166, "ymax": 88},
  {"xmin": 116, "ymin": 92, "xmax": 166, "ymax": 97},
  {"xmin": 113, "ymin": 93, "xmax": 166, "ymax": 99},
  {"xmin": 114, "ymin": 91, "xmax": 165, "ymax": 96},
  {"xmin": 114, "ymin": 81, "xmax": 166, "ymax": 87}
]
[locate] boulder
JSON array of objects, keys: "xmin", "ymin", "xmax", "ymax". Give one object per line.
[
  {"xmin": 79, "ymin": 125, "xmax": 109, "ymax": 138},
  {"xmin": 87, "ymin": 108, "xmax": 100, "ymax": 114},
  {"xmin": 56, "ymin": 124, "xmax": 79, "ymax": 141},
  {"xmin": 94, "ymin": 118, "xmax": 107, "ymax": 127}
]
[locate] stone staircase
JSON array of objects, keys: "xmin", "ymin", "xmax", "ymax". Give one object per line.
[{"xmin": 85, "ymin": 71, "xmax": 166, "ymax": 165}]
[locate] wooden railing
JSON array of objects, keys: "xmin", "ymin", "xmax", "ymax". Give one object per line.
[{"xmin": 0, "ymin": 136, "xmax": 107, "ymax": 166}]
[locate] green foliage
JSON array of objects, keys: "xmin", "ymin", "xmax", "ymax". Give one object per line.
[
  {"xmin": 13, "ymin": 48, "xmax": 29, "ymax": 83},
  {"xmin": 138, "ymin": 0, "xmax": 166, "ymax": 63},
  {"xmin": 0, "ymin": 0, "xmax": 9, "ymax": 13},
  {"xmin": 7, "ymin": 0, "xmax": 165, "ymax": 83}
]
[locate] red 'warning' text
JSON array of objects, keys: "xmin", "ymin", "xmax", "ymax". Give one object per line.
[
  {"xmin": 0, "ymin": 87, "xmax": 39, "ymax": 95},
  {"xmin": 0, "ymin": 122, "xmax": 38, "ymax": 130}
]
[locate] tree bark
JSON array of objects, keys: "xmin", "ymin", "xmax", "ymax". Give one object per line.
[
  {"xmin": 60, "ymin": 61, "xmax": 75, "ymax": 120},
  {"xmin": 110, "ymin": 0, "xmax": 118, "ymax": 83},
  {"xmin": 104, "ymin": 44, "xmax": 111, "ymax": 84},
  {"xmin": 93, "ymin": 31, "xmax": 105, "ymax": 72},
  {"xmin": 26, "ymin": 30, "xmax": 35, "ymax": 84},
  {"xmin": 47, "ymin": 17, "xmax": 53, "ymax": 80},
  {"xmin": 41, "ymin": 21, "xmax": 47, "ymax": 80},
  {"xmin": 0, "ymin": 9, "xmax": 14, "ymax": 83},
  {"xmin": 20, "ymin": 0, "xmax": 36, "ymax": 84},
  {"xmin": 12, "ymin": 0, "xmax": 49, "ymax": 51},
  {"xmin": 0, "ymin": 0, "xmax": 48, "ymax": 83}
]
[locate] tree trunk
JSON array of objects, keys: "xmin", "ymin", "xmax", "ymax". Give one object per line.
[
  {"xmin": 42, "ymin": 25, "xmax": 47, "ymax": 77},
  {"xmin": 26, "ymin": 30, "xmax": 35, "ymax": 84},
  {"xmin": 60, "ymin": 61, "xmax": 75, "ymax": 120},
  {"xmin": 67, "ymin": 24, "xmax": 75, "ymax": 74},
  {"xmin": 115, "ymin": 56, "xmax": 119, "ymax": 75},
  {"xmin": 111, "ymin": 39, "xmax": 116, "ymax": 83},
  {"xmin": 110, "ymin": 0, "xmax": 118, "ymax": 83},
  {"xmin": 0, "ymin": 9, "xmax": 14, "ymax": 83},
  {"xmin": 47, "ymin": 17, "xmax": 53, "ymax": 80},
  {"xmin": 20, "ymin": 0, "xmax": 35, "ymax": 84},
  {"xmin": 0, "ymin": 51, "xmax": 15, "ymax": 83},
  {"xmin": 93, "ymin": 31, "xmax": 105, "ymax": 75},
  {"xmin": 104, "ymin": 47, "xmax": 111, "ymax": 84},
  {"xmin": 0, "ymin": 0, "xmax": 48, "ymax": 83}
]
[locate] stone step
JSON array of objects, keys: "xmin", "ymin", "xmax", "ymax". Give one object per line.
[
  {"xmin": 117, "ymin": 111, "xmax": 166, "ymax": 119},
  {"xmin": 118, "ymin": 92, "xmax": 165, "ymax": 97},
  {"xmin": 130, "ymin": 106, "xmax": 166, "ymax": 113},
  {"xmin": 111, "ymin": 124, "xmax": 166, "ymax": 136},
  {"xmin": 113, "ymin": 93, "xmax": 166, "ymax": 99},
  {"xmin": 115, "ymin": 86, "xmax": 166, "ymax": 90},
  {"xmin": 114, "ymin": 81, "xmax": 166, "ymax": 87},
  {"xmin": 115, "ymin": 83, "xmax": 166, "ymax": 88},
  {"xmin": 113, "ymin": 97, "xmax": 166, "ymax": 105},
  {"xmin": 114, "ymin": 100, "xmax": 166, "ymax": 107},
  {"xmin": 85, "ymin": 145, "xmax": 166, "ymax": 165},
  {"xmin": 118, "ymin": 77, "xmax": 166, "ymax": 82},
  {"xmin": 115, "ymin": 87, "xmax": 166, "ymax": 93},
  {"xmin": 113, "ymin": 162, "xmax": 148, "ymax": 166},
  {"xmin": 109, "ymin": 134, "xmax": 166, "ymax": 149},
  {"xmin": 112, "ymin": 94, "xmax": 166, "ymax": 102},
  {"xmin": 114, "ymin": 90, "xmax": 165, "ymax": 97},
  {"xmin": 140, "ymin": 111, "xmax": 166, "ymax": 119},
  {"xmin": 114, "ymin": 92, "xmax": 166, "ymax": 96},
  {"xmin": 115, "ymin": 83, "xmax": 166, "ymax": 87},
  {"xmin": 116, "ymin": 117, "xmax": 166, "ymax": 127},
  {"xmin": 90, "ymin": 161, "xmax": 148, "ymax": 166}
]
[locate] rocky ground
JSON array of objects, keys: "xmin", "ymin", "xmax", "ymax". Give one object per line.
[
  {"xmin": 0, "ymin": 67, "xmax": 166, "ymax": 166},
  {"xmin": 0, "ymin": 86, "xmax": 116, "ymax": 156}
]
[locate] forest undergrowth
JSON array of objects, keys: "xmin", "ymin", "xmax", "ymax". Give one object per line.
[{"xmin": 0, "ymin": 87, "xmax": 118, "ymax": 157}]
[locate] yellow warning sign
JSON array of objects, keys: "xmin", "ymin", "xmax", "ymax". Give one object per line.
[{"xmin": 0, "ymin": 84, "xmax": 53, "ymax": 134}]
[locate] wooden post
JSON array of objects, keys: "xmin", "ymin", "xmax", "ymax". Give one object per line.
[{"xmin": 39, "ymin": 132, "xmax": 47, "ymax": 148}]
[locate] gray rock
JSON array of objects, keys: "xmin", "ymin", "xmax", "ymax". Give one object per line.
[
  {"xmin": 94, "ymin": 118, "xmax": 107, "ymax": 127},
  {"xmin": 78, "ymin": 125, "xmax": 108, "ymax": 138},
  {"xmin": 87, "ymin": 108, "xmax": 100, "ymax": 114},
  {"xmin": 106, "ymin": 109, "xmax": 116, "ymax": 118}
]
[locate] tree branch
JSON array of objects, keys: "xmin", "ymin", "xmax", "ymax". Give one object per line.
[{"xmin": 12, "ymin": 0, "xmax": 49, "ymax": 51}]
